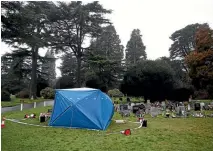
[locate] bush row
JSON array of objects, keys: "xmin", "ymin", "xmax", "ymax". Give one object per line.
[{"xmin": 1, "ymin": 87, "xmax": 55, "ymax": 101}]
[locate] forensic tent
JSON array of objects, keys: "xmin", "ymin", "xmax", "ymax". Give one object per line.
[{"xmin": 49, "ymin": 88, "xmax": 114, "ymax": 130}]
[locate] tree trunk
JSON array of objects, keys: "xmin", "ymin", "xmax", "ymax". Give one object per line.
[
  {"xmin": 30, "ymin": 47, "xmax": 38, "ymax": 100},
  {"xmin": 76, "ymin": 56, "xmax": 81, "ymax": 88}
]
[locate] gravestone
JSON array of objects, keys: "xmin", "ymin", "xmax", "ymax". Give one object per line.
[
  {"xmin": 200, "ymin": 102, "xmax": 205, "ymax": 111},
  {"xmin": 161, "ymin": 101, "xmax": 166, "ymax": 110},
  {"xmin": 188, "ymin": 104, "xmax": 191, "ymax": 111},
  {"xmin": 145, "ymin": 103, "xmax": 151, "ymax": 114},
  {"xmin": 131, "ymin": 102, "xmax": 136, "ymax": 107},
  {"xmin": 179, "ymin": 106, "xmax": 186, "ymax": 115},
  {"xmin": 132, "ymin": 106, "xmax": 140, "ymax": 114},
  {"xmin": 120, "ymin": 104, "xmax": 128, "ymax": 111},
  {"xmin": 121, "ymin": 110, "xmax": 130, "ymax": 117},
  {"xmin": 119, "ymin": 104, "xmax": 130, "ymax": 117},
  {"xmin": 150, "ymin": 107, "xmax": 159, "ymax": 117},
  {"xmin": 203, "ymin": 104, "xmax": 210, "ymax": 110},
  {"xmin": 176, "ymin": 106, "xmax": 186, "ymax": 117},
  {"xmin": 194, "ymin": 103, "xmax": 201, "ymax": 111}
]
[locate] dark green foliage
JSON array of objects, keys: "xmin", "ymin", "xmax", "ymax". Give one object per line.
[
  {"xmin": 207, "ymin": 85, "xmax": 213, "ymax": 99},
  {"xmin": 37, "ymin": 76, "xmax": 49, "ymax": 97},
  {"xmin": 85, "ymin": 75, "xmax": 107, "ymax": 93},
  {"xmin": 1, "ymin": 51, "xmax": 31, "ymax": 94},
  {"xmin": 120, "ymin": 59, "xmax": 192, "ymax": 102},
  {"xmin": 87, "ymin": 25, "xmax": 124, "ymax": 88},
  {"xmin": 90, "ymin": 25, "xmax": 124, "ymax": 61},
  {"xmin": 170, "ymin": 88, "xmax": 193, "ymax": 102},
  {"xmin": 1, "ymin": 90, "xmax": 11, "ymax": 101},
  {"xmin": 15, "ymin": 89, "xmax": 29, "ymax": 99},
  {"xmin": 169, "ymin": 23, "xmax": 208, "ymax": 59},
  {"xmin": 1, "ymin": 49, "xmax": 51, "ymax": 96},
  {"xmin": 125, "ymin": 29, "xmax": 146, "ymax": 67},
  {"xmin": 169, "ymin": 23, "xmax": 209, "ymax": 71},
  {"xmin": 1, "ymin": 1, "xmax": 23, "ymax": 42},
  {"xmin": 41, "ymin": 50, "xmax": 56, "ymax": 88},
  {"xmin": 49, "ymin": 1, "xmax": 112, "ymax": 87},
  {"xmin": 55, "ymin": 76, "xmax": 75, "ymax": 89},
  {"xmin": 1, "ymin": 1, "xmax": 57, "ymax": 99},
  {"xmin": 59, "ymin": 53, "xmax": 77, "ymax": 84},
  {"xmin": 193, "ymin": 90, "xmax": 209, "ymax": 99},
  {"xmin": 85, "ymin": 54, "xmax": 120, "ymax": 90},
  {"xmin": 158, "ymin": 57, "xmax": 191, "ymax": 89},
  {"xmin": 40, "ymin": 87, "xmax": 55, "ymax": 99},
  {"xmin": 120, "ymin": 60, "xmax": 175, "ymax": 102}
]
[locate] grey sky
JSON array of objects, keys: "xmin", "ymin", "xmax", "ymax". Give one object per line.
[{"xmin": 1, "ymin": 0, "xmax": 213, "ymax": 77}]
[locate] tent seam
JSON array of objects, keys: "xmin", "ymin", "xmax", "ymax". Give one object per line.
[
  {"xmin": 75, "ymin": 91, "xmax": 102, "ymax": 130},
  {"xmin": 50, "ymin": 90, "xmax": 97, "ymax": 126},
  {"xmin": 50, "ymin": 92, "xmax": 74, "ymax": 125}
]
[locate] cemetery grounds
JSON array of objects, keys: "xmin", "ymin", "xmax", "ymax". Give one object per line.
[{"xmin": 1, "ymin": 105, "xmax": 213, "ymax": 151}]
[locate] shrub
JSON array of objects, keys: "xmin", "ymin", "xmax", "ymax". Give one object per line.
[
  {"xmin": 15, "ymin": 89, "xmax": 29, "ymax": 98},
  {"xmin": 40, "ymin": 87, "xmax": 55, "ymax": 99},
  {"xmin": 194, "ymin": 90, "xmax": 209, "ymax": 99},
  {"xmin": 108, "ymin": 89, "xmax": 124, "ymax": 97},
  {"xmin": 183, "ymin": 101, "xmax": 189, "ymax": 106},
  {"xmin": 207, "ymin": 85, "xmax": 213, "ymax": 99},
  {"xmin": 55, "ymin": 76, "xmax": 75, "ymax": 89},
  {"xmin": 1, "ymin": 90, "xmax": 11, "ymax": 101},
  {"xmin": 131, "ymin": 97, "xmax": 144, "ymax": 103}
]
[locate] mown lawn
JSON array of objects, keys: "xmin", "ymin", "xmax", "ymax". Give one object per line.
[
  {"xmin": 1, "ymin": 97, "xmax": 50, "ymax": 107},
  {"xmin": 1, "ymin": 106, "xmax": 213, "ymax": 151}
]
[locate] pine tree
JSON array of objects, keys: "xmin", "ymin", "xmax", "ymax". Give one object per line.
[
  {"xmin": 125, "ymin": 29, "xmax": 146, "ymax": 67},
  {"xmin": 88, "ymin": 25, "xmax": 124, "ymax": 88},
  {"xmin": 41, "ymin": 50, "xmax": 56, "ymax": 88},
  {"xmin": 90, "ymin": 25, "xmax": 124, "ymax": 61}
]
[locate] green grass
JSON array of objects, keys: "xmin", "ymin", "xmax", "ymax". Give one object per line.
[
  {"xmin": 1, "ymin": 97, "xmax": 50, "ymax": 107},
  {"xmin": 2, "ymin": 107, "xmax": 213, "ymax": 151},
  {"xmin": 112, "ymin": 97, "xmax": 144, "ymax": 104},
  {"xmin": 198, "ymin": 100, "xmax": 213, "ymax": 103}
]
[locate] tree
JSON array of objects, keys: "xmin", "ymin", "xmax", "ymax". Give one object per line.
[
  {"xmin": 90, "ymin": 25, "xmax": 124, "ymax": 61},
  {"xmin": 120, "ymin": 60, "xmax": 175, "ymax": 102},
  {"xmin": 169, "ymin": 23, "xmax": 209, "ymax": 72},
  {"xmin": 87, "ymin": 25, "xmax": 124, "ymax": 87},
  {"xmin": 185, "ymin": 25, "xmax": 213, "ymax": 98},
  {"xmin": 1, "ymin": 49, "xmax": 52, "ymax": 95},
  {"xmin": 55, "ymin": 76, "xmax": 75, "ymax": 89},
  {"xmin": 59, "ymin": 53, "xmax": 77, "ymax": 83},
  {"xmin": 85, "ymin": 54, "xmax": 119, "ymax": 91},
  {"xmin": 1, "ymin": 1, "xmax": 56, "ymax": 99},
  {"xmin": 41, "ymin": 50, "xmax": 56, "ymax": 87},
  {"xmin": 158, "ymin": 56, "xmax": 191, "ymax": 89},
  {"xmin": 1, "ymin": 50, "xmax": 31, "ymax": 94},
  {"xmin": 49, "ymin": 1, "xmax": 111, "ymax": 87},
  {"xmin": 125, "ymin": 29, "xmax": 146, "ymax": 67}
]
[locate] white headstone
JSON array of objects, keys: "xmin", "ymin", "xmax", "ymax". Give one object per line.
[
  {"xmin": 150, "ymin": 107, "xmax": 159, "ymax": 117},
  {"xmin": 200, "ymin": 102, "xmax": 205, "ymax": 111},
  {"xmin": 188, "ymin": 104, "xmax": 191, "ymax": 111},
  {"xmin": 162, "ymin": 101, "xmax": 166, "ymax": 107}
]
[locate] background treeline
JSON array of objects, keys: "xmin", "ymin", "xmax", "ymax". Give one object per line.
[{"xmin": 1, "ymin": 1, "xmax": 213, "ymax": 102}]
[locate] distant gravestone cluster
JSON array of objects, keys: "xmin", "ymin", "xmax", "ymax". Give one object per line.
[{"xmin": 115, "ymin": 97, "xmax": 213, "ymax": 118}]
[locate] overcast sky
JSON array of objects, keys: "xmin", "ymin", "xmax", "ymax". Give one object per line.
[{"xmin": 1, "ymin": 0, "xmax": 213, "ymax": 77}]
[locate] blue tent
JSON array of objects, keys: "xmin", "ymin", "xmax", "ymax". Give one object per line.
[{"xmin": 49, "ymin": 88, "xmax": 114, "ymax": 130}]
